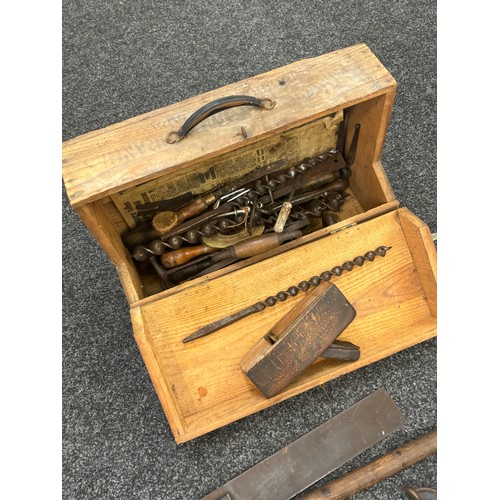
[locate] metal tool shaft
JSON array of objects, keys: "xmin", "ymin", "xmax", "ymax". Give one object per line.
[{"xmin": 182, "ymin": 245, "xmax": 391, "ymax": 343}]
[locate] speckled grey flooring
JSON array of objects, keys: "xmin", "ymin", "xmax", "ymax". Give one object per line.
[{"xmin": 62, "ymin": 1, "xmax": 437, "ymax": 499}]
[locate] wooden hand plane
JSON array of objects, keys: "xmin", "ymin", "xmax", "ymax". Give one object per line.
[{"xmin": 240, "ymin": 280, "xmax": 358, "ymax": 398}]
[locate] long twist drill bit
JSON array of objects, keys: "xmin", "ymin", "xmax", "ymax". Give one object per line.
[{"xmin": 182, "ymin": 245, "xmax": 391, "ymax": 343}]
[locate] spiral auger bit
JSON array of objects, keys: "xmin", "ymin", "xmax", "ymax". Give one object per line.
[{"xmin": 182, "ymin": 245, "xmax": 391, "ymax": 343}]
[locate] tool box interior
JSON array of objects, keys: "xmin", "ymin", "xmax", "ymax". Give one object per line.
[{"xmin": 62, "ymin": 43, "xmax": 436, "ymax": 443}]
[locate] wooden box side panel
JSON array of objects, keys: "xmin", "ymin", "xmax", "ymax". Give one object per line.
[
  {"xmin": 131, "ymin": 308, "xmax": 187, "ymax": 440},
  {"xmin": 398, "ymin": 208, "xmax": 437, "ymax": 317},
  {"xmin": 135, "ymin": 209, "xmax": 436, "ymax": 443},
  {"xmin": 76, "ymin": 202, "xmax": 144, "ymax": 303},
  {"xmin": 347, "ymin": 92, "xmax": 396, "ymax": 211},
  {"xmin": 62, "ymin": 43, "xmax": 396, "ymax": 207}
]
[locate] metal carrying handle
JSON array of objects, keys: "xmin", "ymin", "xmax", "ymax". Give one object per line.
[{"xmin": 166, "ymin": 95, "xmax": 275, "ymax": 143}]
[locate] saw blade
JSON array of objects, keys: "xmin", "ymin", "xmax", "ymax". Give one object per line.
[{"xmin": 202, "ymin": 388, "xmax": 406, "ymax": 500}]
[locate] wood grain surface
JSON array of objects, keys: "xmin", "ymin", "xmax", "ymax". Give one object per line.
[
  {"xmin": 132, "ymin": 208, "xmax": 436, "ymax": 443},
  {"xmin": 62, "ymin": 43, "xmax": 396, "ymax": 207}
]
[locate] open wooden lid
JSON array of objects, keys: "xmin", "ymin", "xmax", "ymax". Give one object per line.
[{"xmin": 62, "ymin": 43, "xmax": 396, "ymax": 208}]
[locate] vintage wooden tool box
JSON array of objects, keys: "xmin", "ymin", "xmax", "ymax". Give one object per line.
[{"xmin": 62, "ymin": 43, "xmax": 437, "ymax": 444}]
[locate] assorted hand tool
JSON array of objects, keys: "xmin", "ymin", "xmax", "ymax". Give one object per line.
[
  {"xmin": 121, "ymin": 115, "xmax": 361, "ymax": 290},
  {"xmin": 202, "ymin": 388, "xmax": 407, "ymax": 500}
]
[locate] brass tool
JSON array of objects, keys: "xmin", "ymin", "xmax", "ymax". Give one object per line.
[{"xmin": 182, "ymin": 246, "xmax": 391, "ymax": 343}]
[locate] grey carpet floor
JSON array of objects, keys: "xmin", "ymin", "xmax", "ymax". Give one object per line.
[{"xmin": 62, "ymin": 1, "xmax": 437, "ymax": 499}]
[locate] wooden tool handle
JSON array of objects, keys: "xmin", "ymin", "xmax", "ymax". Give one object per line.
[
  {"xmin": 152, "ymin": 193, "xmax": 217, "ymax": 235},
  {"xmin": 301, "ymin": 430, "xmax": 437, "ymax": 500},
  {"xmin": 178, "ymin": 193, "xmax": 216, "ymax": 221},
  {"xmin": 161, "ymin": 243, "xmax": 218, "ymax": 268},
  {"xmin": 213, "ymin": 230, "xmax": 301, "ymax": 262}
]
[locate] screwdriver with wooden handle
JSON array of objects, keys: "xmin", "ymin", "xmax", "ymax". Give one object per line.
[{"xmin": 161, "ymin": 230, "xmax": 302, "ymax": 268}]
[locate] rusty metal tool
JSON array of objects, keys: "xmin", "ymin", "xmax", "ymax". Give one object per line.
[
  {"xmin": 182, "ymin": 246, "xmax": 391, "ymax": 343},
  {"xmin": 123, "ymin": 146, "xmax": 348, "ymax": 249},
  {"xmin": 147, "ymin": 256, "xmax": 175, "ymax": 289},
  {"xmin": 134, "ymin": 191, "xmax": 195, "ymax": 219},
  {"xmin": 164, "ymin": 255, "xmax": 218, "ymax": 285},
  {"xmin": 161, "ymin": 230, "xmax": 301, "ymax": 268},
  {"xmin": 150, "ymin": 159, "xmax": 287, "ymax": 235},
  {"xmin": 125, "ymin": 150, "xmax": 348, "ymax": 249},
  {"xmin": 201, "ymin": 225, "xmax": 265, "ymax": 248},
  {"xmin": 405, "ymin": 486, "xmax": 438, "ymax": 500},
  {"xmin": 301, "ymin": 429, "xmax": 437, "ymax": 500},
  {"xmin": 240, "ymin": 281, "xmax": 356, "ymax": 398},
  {"xmin": 186, "ymin": 219, "xmax": 309, "ymax": 281},
  {"xmin": 130, "ymin": 206, "xmax": 249, "ymax": 257},
  {"xmin": 202, "ymin": 387, "xmax": 406, "ymax": 500},
  {"xmin": 260, "ymin": 179, "xmax": 348, "ymax": 217}
]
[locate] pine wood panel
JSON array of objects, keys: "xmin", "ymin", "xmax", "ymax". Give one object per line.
[
  {"xmin": 398, "ymin": 208, "xmax": 437, "ymax": 317},
  {"xmin": 131, "ymin": 308, "xmax": 187, "ymax": 437},
  {"xmin": 62, "ymin": 43, "xmax": 396, "ymax": 207},
  {"xmin": 76, "ymin": 202, "xmax": 144, "ymax": 303},
  {"xmin": 133, "ymin": 209, "xmax": 436, "ymax": 443}
]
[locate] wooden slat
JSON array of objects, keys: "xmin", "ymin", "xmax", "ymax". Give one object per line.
[
  {"xmin": 131, "ymin": 308, "xmax": 187, "ymax": 437},
  {"xmin": 346, "ymin": 92, "xmax": 397, "ymax": 210},
  {"xmin": 76, "ymin": 202, "xmax": 144, "ymax": 303},
  {"xmin": 398, "ymin": 208, "xmax": 437, "ymax": 317},
  {"xmin": 62, "ymin": 43, "xmax": 396, "ymax": 207},
  {"xmin": 132, "ymin": 209, "xmax": 436, "ymax": 443}
]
